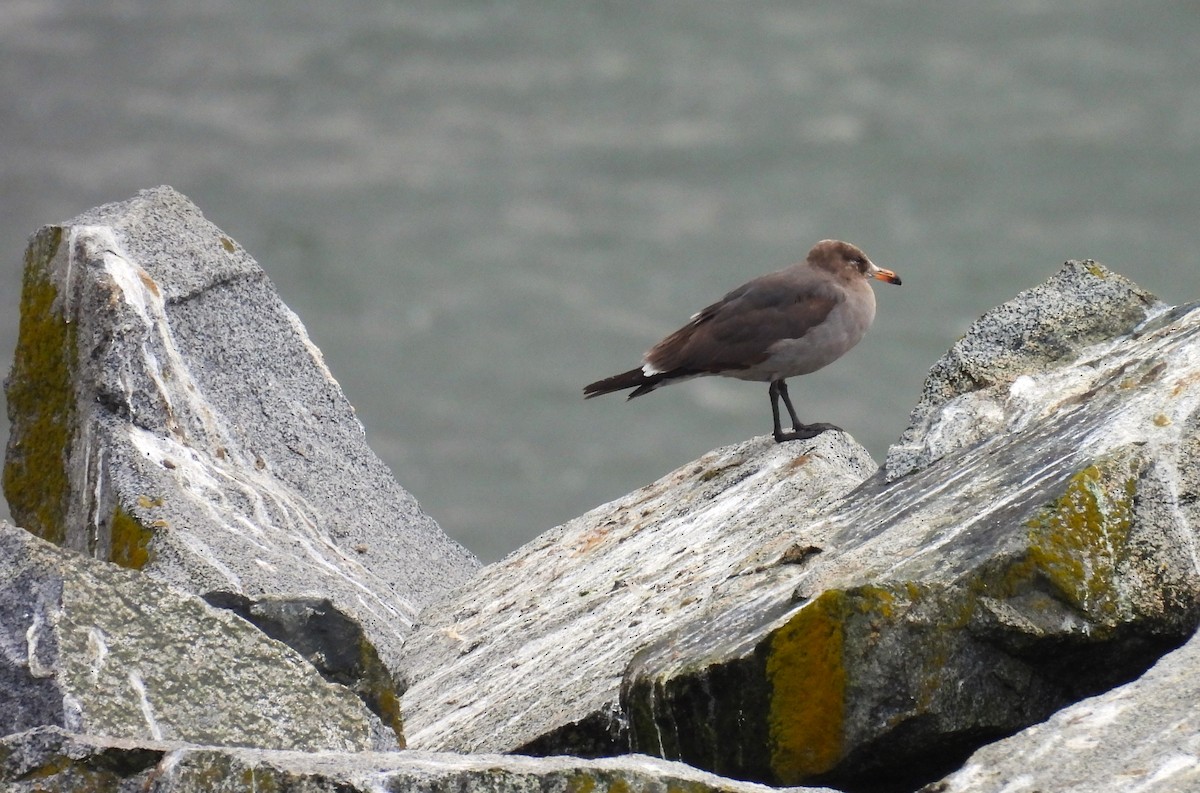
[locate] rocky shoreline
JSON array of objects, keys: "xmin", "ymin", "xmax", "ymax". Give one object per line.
[{"xmin": 3, "ymin": 187, "xmax": 1198, "ymax": 792}]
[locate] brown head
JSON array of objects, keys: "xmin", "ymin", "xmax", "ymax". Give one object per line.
[{"xmin": 807, "ymin": 239, "xmax": 901, "ymax": 285}]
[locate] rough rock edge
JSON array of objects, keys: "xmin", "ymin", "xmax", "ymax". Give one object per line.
[
  {"xmin": 926, "ymin": 626, "xmax": 1200, "ymax": 792},
  {"xmin": 0, "ymin": 520, "xmax": 393, "ymax": 752},
  {"xmin": 399, "ymin": 432, "xmax": 878, "ymax": 755},
  {"xmin": 885, "ymin": 259, "xmax": 1162, "ymax": 480},
  {"xmin": 0, "ymin": 727, "xmax": 839, "ymax": 793}
]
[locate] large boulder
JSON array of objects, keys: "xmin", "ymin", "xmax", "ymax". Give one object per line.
[
  {"xmin": 0, "ymin": 520, "xmax": 388, "ymax": 751},
  {"xmin": 3, "ymin": 187, "xmax": 480, "ymax": 734},
  {"xmin": 620, "ymin": 263, "xmax": 1200, "ymax": 790},
  {"xmin": 398, "ymin": 433, "xmax": 878, "ymax": 755}
]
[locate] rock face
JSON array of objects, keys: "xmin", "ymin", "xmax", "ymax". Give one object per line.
[
  {"xmin": 0, "ymin": 520, "xmax": 387, "ymax": 751},
  {"xmin": 398, "ymin": 433, "xmax": 879, "ymax": 755},
  {"xmin": 0, "ymin": 727, "xmax": 839, "ymax": 793},
  {"xmin": 929, "ymin": 625, "xmax": 1200, "ymax": 792},
  {"xmin": 3, "ymin": 187, "xmax": 480, "ymax": 734}
]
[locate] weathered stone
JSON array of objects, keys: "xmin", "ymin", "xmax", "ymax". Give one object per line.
[
  {"xmin": 621, "ymin": 284, "xmax": 1200, "ymax": 790},
  {"xmin": 202, "ymin": 591, "xmax": 401, "ymax": 741},
  {"xmin": 0, "ymin": 727, "xmax": 839, "ymax": 793},
  {"xmin": 929, "ymin": 626, "xmax": 1200, "ymax": 792},
  {"xmin": 398, "ymin": 433, "xmax": 878, "ymax": 755},
  {"xmin": 885, "ymin": 260, "xmax": 1161, "ymax": 480},
  {"xmin": 0, "ymin": 521, "xmax": 387, "ymax": 751},
  {"xmin": 2, "ymin": 187, "xmax": 480, "ymax": 728}
]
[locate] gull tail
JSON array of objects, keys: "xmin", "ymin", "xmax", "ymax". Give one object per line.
[{"xmin": 584, "ymin": 367, "xmax": 673, "ymax": 400}]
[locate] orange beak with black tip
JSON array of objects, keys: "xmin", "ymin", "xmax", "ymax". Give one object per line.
[{"xmin": 869, "ymin": 263, "xmax": 902, "ymax": 285}]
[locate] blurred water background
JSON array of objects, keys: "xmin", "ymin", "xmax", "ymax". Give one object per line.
[{"xmin": 3, "ymin": 2, "xmax": 1200, "ymax": 560}]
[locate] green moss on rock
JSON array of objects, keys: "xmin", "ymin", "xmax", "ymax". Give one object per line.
[
  {"xmin": 566, "ymin": 771, "xmax": 597, "ymax": 793},
  {"xmin": 3, "ymin": 226, "xmax": 75, "ymax": 545},
  {"xmin": 110, "ymin": 506, "xmax": 154, "ymax": 570}
]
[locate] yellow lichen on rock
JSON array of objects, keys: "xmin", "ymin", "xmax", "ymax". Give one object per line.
[
  {"xmin": 767, "ymin": 589, "xmax": 846, "ymax": 782},
  {"xmin": 1022, "ymin": 455, "xmax": 1139, "ymax": 621}
]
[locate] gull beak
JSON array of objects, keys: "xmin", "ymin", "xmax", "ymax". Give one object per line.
[{"xmin": 869, "ymin": 263, "xmax": 902, "ymax": 285}]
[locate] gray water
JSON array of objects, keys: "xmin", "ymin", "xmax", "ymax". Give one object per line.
[{"xmin": 3, "ymin": 2, "xmax": 1200, "ymax": 560}]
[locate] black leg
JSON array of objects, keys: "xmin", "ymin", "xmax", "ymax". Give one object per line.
[
  {"xmin": 777, "ymin": 380, "xmax": 803, "ymax": 428},
  {"xmin": 769, "ymin": 380, "xmax": 786, "ymax": 440},
  {"xmin": 768, "ymin": 379, "xmax": 842, "ymax": 443}
]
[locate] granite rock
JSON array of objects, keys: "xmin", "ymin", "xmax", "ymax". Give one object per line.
[
  {"xmin": 929, "ymin": 626, "xmax": 1200, "ymax": 792},
  {"xmin": 398, "ymin": 432, "xmax": 878, "ymax": 756},
  {"xmin": 885, "ymin": 260, "xmax": 1160, "ymax": 480},
  {"xmin": 3, "ymin": 187, "xmax": 480, "ymax": 735},
  {"xmin": 0, "ymin": 520, "xmax": 388, "ymax": 751}
]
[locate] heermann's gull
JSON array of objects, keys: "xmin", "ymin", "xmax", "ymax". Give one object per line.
[{"xmin": 583, "ymin": 239, "xmax": 901, "ymax": 442}]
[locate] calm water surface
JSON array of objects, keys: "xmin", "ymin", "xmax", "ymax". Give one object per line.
[{"xmin": 3, "ymin": 2, "xmax": 1200, "ymax": 559}]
